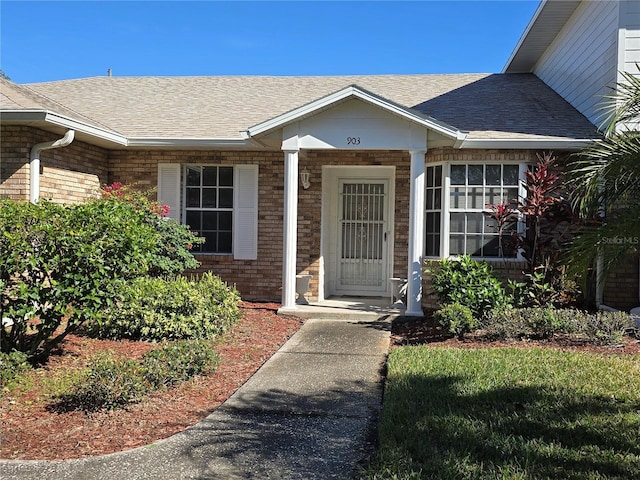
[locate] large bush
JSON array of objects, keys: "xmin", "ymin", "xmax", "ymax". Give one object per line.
[
  {"xmin": 430, "ymin": 256, "xmax": 511, "ymax": 318},
  {"xmin": 88, "ymin": 272, "xmax": 241, "ymax": 341},
  {"xmin": 0, "ymin": 198, "xmax": 158, "ymax": 359}
]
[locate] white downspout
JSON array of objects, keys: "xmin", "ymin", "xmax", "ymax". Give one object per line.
[{"xmin": 29, "ymin": 130, "xmax": 75, "ymax": 203}]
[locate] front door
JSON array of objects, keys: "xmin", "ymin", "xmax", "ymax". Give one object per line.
[{"xmin": 336, "ymin": 179, "xmax": 390, "ymax": 295}]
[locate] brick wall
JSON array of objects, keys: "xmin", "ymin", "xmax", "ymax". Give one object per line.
[
  {"xmin": 425, "ymin": 147, "xmax": 541, "ymax": 164},
  {"xmin": 109, "ymin": 149, "xmax": 412, "ymax": 302},
  {"xmin": 1, "ymin": 125, "xmax": 38, "ymax": 200},
  {"xmin": 0, "ymin": 125, "xmax": 108, "ymax": 203},
  {"xmin": 109, "ymin": 149, "xmax": 286, "ymax": 301},
  {"xmin": 603, "ymin": 253, "xmax": 640, "ymax": 310}
]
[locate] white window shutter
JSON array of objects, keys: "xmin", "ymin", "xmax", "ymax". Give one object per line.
[
  {"xmin": 157, "ymin": 163, "xmax": 181, "ymax": 221},
  {"xmin": 234, "ymin": 165, "xmax": 259, "ymax": 260}
]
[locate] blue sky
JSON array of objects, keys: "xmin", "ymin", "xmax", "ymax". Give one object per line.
[{"xmin": 1, "ymin": 1, "xmax": 540, "ymax": 84}]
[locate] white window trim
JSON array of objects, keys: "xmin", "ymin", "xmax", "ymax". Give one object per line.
[{"xmin": 425, "ymin": 161, "xmax": 529, "ymax": 262}]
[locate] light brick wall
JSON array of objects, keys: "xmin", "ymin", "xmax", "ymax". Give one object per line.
[
  {"xmin": 109, "ymin": 149, "xmax": 412, "ymax": 302},
  {"xmin": 425, "ymin": 147, "xmax": 541, "ymax": 164},
  {"xmin": 109, "ymin": 149, "xmax": 286, "ymax": 301},
  {"xmin": 4, "ymin": 133, "xmax": 635, "ymax": 310},
  {"xmin": 1, "ymin": 125, "xmax": 38, "ymax": 200},
  {"xmin": 0, "ymin": 125, "xmax": 108, "ymax": 203}
]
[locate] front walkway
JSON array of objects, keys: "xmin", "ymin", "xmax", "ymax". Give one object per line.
[{"xmin": 1, "ymin": 315, "xmax": 392, "ymax": 480}]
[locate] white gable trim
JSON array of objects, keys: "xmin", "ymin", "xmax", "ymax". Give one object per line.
[{"xmin": 243, "ymin": 85, "xmax": 467, "ymax": 142}]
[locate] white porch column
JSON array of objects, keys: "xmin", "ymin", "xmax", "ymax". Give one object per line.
[
  {"xmin": 406, "ymin": 150, "xmax": 426, "ymax": 316},
  {"xmin": 281, "ymin": 149, "xmax": 299, "ymax": 310}
]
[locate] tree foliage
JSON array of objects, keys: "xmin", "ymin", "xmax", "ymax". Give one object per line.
[{"xmin": 99, "ymin": 182, "xmax": 204, "ymax": 277}]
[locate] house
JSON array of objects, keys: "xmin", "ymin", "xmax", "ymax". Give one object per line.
[
  {"xmin": 1, "ymin": 0, "xmax": 638, "ymax": 315},
  {"xmin": 504, "ymin": 0, "xmax": 640, "ymax": 311}
]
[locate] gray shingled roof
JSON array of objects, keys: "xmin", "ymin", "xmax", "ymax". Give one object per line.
[{"xmin": 4, "ymin": 74, "xmax": 598, "ymax": 141}]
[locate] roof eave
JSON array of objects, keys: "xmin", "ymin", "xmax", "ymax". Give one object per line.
[
  {"xmin": 126, "ymin": 137, "xmax": 257, "ymax": 149},
  {"xmin": 1, "ymin": 109, "xmax": 128, "ymax": 147},
  {"xmin": 503, "ymin": 0, "xmax": 581, "ymax": 73},
  {"xmin": 459, "ymin": 137, "xmax": 596, "ymax": 150}
]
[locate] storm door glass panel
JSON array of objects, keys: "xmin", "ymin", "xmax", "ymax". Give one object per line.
[{"xmin": 339, "ymin": 182, "xmax": 386, "ymax": 289}]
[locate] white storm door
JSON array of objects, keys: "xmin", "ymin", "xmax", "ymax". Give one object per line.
[{"xmin": 337, "ymin": 180, "xmax": 389, "ymax": 294}]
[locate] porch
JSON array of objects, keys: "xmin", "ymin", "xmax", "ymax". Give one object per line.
[{"xmin": 278, "ymin": 296, "xmax": 407, "ymax": 320}]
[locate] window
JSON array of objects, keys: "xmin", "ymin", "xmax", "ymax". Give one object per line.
[
  {"xmin": 184, "ymin": 166, "xmax": 234, "ymax": 254},
  {"xmin": 448, "ymin": 164, "xmax": 519, "ymax": 258},
  {"xmin": 425, "ymin": 165, "xmax": 442, "ymax": 257}
]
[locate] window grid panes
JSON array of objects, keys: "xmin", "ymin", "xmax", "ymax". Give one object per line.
[
  {"xmin": 425, "ymin": 165, "xmax": 442, "ymax": 257},
  {"xmin": 184, "ymin": 166, "xmax": 233, "ymax": 253},
  {"xmin": 449, "ymin": 164, "xmax": 519, "ymax": 258}
]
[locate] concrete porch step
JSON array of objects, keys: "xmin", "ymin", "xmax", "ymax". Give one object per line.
[{"xmin": 278, "ymin": 296, "xmax": 406, "ymax": 320}]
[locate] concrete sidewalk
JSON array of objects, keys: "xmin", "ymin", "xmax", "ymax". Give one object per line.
[{"xmin": 0, "ymin": 316, "xmax": 392, "ymax": 480}]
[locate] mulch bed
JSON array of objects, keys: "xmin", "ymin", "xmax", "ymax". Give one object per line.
[
  {"xmin": 2, "ymin": 308, "xmax": 638, "ymax": 461},
  {"xmin": 0, "ymin": 302, "xmax": 303, "ymax": 460}
]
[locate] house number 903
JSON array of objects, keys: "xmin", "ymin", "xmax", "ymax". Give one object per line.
[{"xmin": 347, "ymin": 137, "xmax": 361, "ymax": 145}]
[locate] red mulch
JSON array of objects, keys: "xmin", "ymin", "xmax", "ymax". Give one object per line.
[
  {"xmin": 2, "ymin": 308, "xmax": 638, "ymax": 461},
  {"xmin": 0, "ymin": 302, "xmax": 303, "ymax": 460}
]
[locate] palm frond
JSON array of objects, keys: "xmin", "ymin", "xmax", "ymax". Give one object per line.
[{"xmin": 596, "ymin": 66, "xmax": 640, "ymax": 134}]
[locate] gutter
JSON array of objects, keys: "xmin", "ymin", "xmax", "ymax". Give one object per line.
[{"xmin": 30, "ymin": 130, "xmax": 75, "ymax": 203}]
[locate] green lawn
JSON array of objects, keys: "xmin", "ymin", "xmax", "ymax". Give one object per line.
[{"xmin": 361, "ymin": 346, "xmax": 640, "ymax": 480}]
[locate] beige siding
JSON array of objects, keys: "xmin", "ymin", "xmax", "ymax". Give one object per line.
[{"xmin": 535, "ymin": 0, "xmax": 619, "ymax": 127}]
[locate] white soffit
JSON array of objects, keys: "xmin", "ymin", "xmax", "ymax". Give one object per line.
[
  {"xmin": 243, "ymin": 85, "xmax": 467, "ymax": 142},
  {"xmin": 503, "ymin": 0, "xmax": 581, "ymax": 73}
]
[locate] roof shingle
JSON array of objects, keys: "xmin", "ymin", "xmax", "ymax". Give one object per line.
[{"xmin": 5, "ymin": 74, "xmax": 598, "ymax": 141}]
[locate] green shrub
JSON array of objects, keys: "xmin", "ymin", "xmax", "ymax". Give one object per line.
[
  {"xmin": 145, "ymin": 215, "xmax": 203, "ymax": 278},
  {"xmin": 482, "ymin": 307, "xmax": 634, "ymax": 345},
  {"xmin": 57, "ymin": 340, "xmax": 221, "ymax": 412},
  {"xmin": 89, "ymin": 272, "xmax": 240, "ymax": 341},
  {"xmin": 482, "ymin": 307, "xmax": 570, "ymax": 340},
  {"xmin": 0, "ymin": 349, "xmax": 31, "ymax": 389},
  {"xmin": 429, "ymin": 256, "xmax": 511, "ymax": 318},
  {"xmin": 100, "ymin": 182, "xmax": 204, "ymax": 278},
  {"xmin": 0, "ymin": 198, "xmax": 158, "ymax": 360},
  {"xmin": 61, "ymin": 352, "xmax": 148, "ymax": 411},
  {"xmin": 580, "ymin": 311, "xmax": 635, "ymax": 346},
  {"xmin": 434, "ymin": 303, "xmax": 477, "ymax": 338},
  {"xmin": 142, "ymin": 340, "xmax": 219, "ymax": 390}
]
